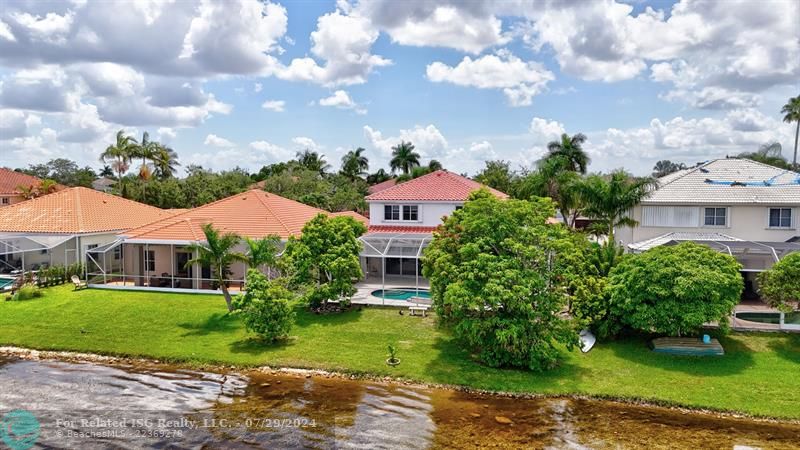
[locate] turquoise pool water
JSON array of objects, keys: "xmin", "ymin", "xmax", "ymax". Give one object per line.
[
  {"xmin": 371, "ymin": 289, "xmax": 430, "ymax": 300},
  {"xmin": 0, "ymin": 277, "xmax": 14, "ymax": 289}
]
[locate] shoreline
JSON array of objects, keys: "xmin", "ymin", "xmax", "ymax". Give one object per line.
[{"xmin": 2, "ymin": 345, "xmax": 797, "ymax": 425}]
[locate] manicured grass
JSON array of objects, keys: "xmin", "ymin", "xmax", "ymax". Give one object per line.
[{"xmin": 1, "ymin": 286, "xmax": 798, "ymax": 419}]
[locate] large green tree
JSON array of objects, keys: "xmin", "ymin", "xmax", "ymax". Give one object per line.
[
  {"xmin": 576, "ymin": 170, "xmax": 656, "ymax": 242},
  {"xmin": 389, "ymin": 141, "xmax": 420, "ymax": 175},
  {"xmin": 608, "ymin": 242, "xmax": 743, "ymax": 336},
  {"xmin": 284, "ymin": 214, "xmax": 366, "ymax": 309},
  {"xmin": 474, "ymin": 160, "xmax": 517, "ymax": 195},
  {"xmin": 737, "ymin": 142, "xmax": 791, "ymax": 170},
  {"xmin": 185, "ymin": 223, "xmax": 247, "ymax": 312},
  {"xmin": 652, "ymin": 160, "xmax": 687, "ymax": 178},
  {"xmin": 781, "ymin": 95, "xmax": 800, "ymax": 169},
  {"xmin": 295, "ymin": 150, "xmax": 331, "ymax": 175},
  {"xmin": 757, "ymin": 252, "xmax": 800, "ymax": 312},
  {"xmin": 517, "ymin": 157, "xmax": 583, "ymax": 227},
  {"xmin": 422, "ymin": 190, "xmax": 580, "ymax": 371}
]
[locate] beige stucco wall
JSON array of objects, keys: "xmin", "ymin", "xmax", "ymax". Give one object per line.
[
  {"xmin": 0, "ymin": 194, "xmax": 26, "ymax": 207},
  {"xmin": 617, "ymin": 204, "xmax": 799, "ymax": 246}
]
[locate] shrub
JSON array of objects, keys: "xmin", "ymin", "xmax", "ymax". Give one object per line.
[
  {"xmin": 11, "ymin": 283, "xmax": 42, "ymax": 301},
  {"xmin": 757, "ymin": 252, "xmax": 800, "ymax": 312},
  {"xmin": 608, "ymin": 242, "xmax": 743, "ymax": 336},
  {"xmin": 568, "ymin": 242, "xmax": 627, "ymax": 339},
  {"xmin": 233, "ymin": 270, "xmax": 295, "ymax": 341}
]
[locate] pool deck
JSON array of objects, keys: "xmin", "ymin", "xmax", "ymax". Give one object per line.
[{"xmin": 352, "ymin": 276, "xmax": 431, "ymax": 307}]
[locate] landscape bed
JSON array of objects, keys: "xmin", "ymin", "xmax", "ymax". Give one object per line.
[{"xmin": 0, "ymin": 285, "xmax": 798, "ymax": 420}]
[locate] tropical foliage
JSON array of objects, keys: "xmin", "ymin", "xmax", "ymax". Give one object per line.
[
  {"xmin": 651, "ymin": 160, "xmax": 687, "ymax": 178},
  {"xmin": 422, "ymin": 190, "xmax": 580, "ymax": 371},
  {"xmin": 284, "ymin": 214, "xmax": 366, "ymax": 309},
  {"xmin": 185, "ymin": 223, "xmax": 247, "ymax": 312},
  {"xmin": 608, "ymin": 242, "xmax": 743, "ymax": 336},
  {"xmin": 22, "ymin": 158, "xmax": 96, "ymax": 187},
  {"xmin": 340, "ymin": 147, "xmax": 369, "ymax": 180},
  {"xmin": 737, "ymin": 142, "xmax": 792, "ymax": 170},
  {"xmin": 576, "ymin": 170, "xmax": 656, "ymax": 241},
  {"xmin": 781, "ymin": 95, "xmax": 800, "ymax": 168},
  {"xmin": 474, "ymin": 160, "xmax": 519, "ymax": 195},
  {"xmin": 233, "ymin": 269, "xmax": 295, "ymax": 341},
  {"xmin": 546, "ymin": 133, "xmax": 590, "ymax": 174},
  {"xmin": 757, "ymin": 252, "xmax": 800, "ymax": 312},
  {"xmin": 389, "ymin": 141, "xmax": 421, "ymax": 174},
  {"xmin": 244, "ymin": 236, "xmax": 282, "ymax": 270}
]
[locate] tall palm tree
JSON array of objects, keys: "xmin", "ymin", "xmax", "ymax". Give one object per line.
[
  {"xmin": 518, "ymin": 157, "xmax": 583, "ymax": 227},
  {"xmin": 781, "ymin": 95, "xmax": 800, "ymax": 169},
  {"xmin": 340, "ymin": 147, "xmax": 369, "ymax": 179},
  {"xmin": 99, "ymin": 165, "xmax": 114, "ymax": 177},
  {"xmin": 389, "ymin": 141, "xmax": 421, "ymax": 175},
  {"xmin": 100, "ymin": 130, "xmax": 137, "ymax": 185},
  {"xmin": 576, "ymin": 170, "xmax": 657, "ymax": 243},
  {"xmin": 296, "ymin": 149, "xmax": 330, "ymax": 175},
  {"xmin": 545, "ymin": 133, "xmax": 590, "ymax": 174},
  {"xmin": 185, "ymin": 224, "xmax": 247, "ymax": 312},
  {"xmin": 152, "ymin": 145, "xmax": 180, "ymax": 179}
]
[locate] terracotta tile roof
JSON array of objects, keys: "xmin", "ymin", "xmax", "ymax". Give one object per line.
[
  {"xmin": 365, "ymin": 170, "xmax": 508, "ymax": 202},
  {"xmin": 123, "ymin": 189, "xmax": 363, "ymax": 242},
  {"xmin": 0, "ymin": 187, "xmax": 178, "ymax": 234},
  {"xmin": 0, "ymin": 167, "xmax": 45, "ymax": 195},
  {"xmin": 367, "ymin": 178, "xmax": 397, "ymax": 195},
  {"xmin": 367, "ymin": 225, "xmax": 438, "ymax": 233}
]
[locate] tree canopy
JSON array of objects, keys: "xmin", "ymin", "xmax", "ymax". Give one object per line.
[
  {"xmin": 652, "ymin": 160, "xmax": 687, "ymax": 178},
  {"xmin": 608, "ymin": 242, "xmax": 743, "ymax": 336},
  {"xmin": 422, "ymin": 190, "xmax": 579, "ymax": 371},
  {"xmin": 233, "ymin": 270, "xmax": 295, "ymax": 341},
  {"xmin": 284, "ymin": 214, "xmax": 367, "ymax": 309},
  {"xmin": 757, "ymin": 252, "xmax": 800, "ymax": 313}
]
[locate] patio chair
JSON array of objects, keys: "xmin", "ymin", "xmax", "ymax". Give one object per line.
[{"xmin": 71, "ymin": 275, "xmax": 87, "ymax": 290}]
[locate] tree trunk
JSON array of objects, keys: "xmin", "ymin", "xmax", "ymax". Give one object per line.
[{"xmin": 221, "ymin": 284, "xmax": 233, "ymax": 312}]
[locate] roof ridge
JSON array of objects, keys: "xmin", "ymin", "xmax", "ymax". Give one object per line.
[
  {"xmin": 656, "ymin": 160, "xmax": 712, "ymax": 189},
  {"xmin": 727, "ymin": 157, "xmax": 800, "ymax": 176},
  {"xmin": 253, "ymin": 190, "xmax": 308, "ymax": 236},
  {"xmin": 73, "ymin": 188, "xmax": 84, "ymax": 232},
  {"xmin": 365, "ymin": 170, "xmax": 445, "ymax": 200}
]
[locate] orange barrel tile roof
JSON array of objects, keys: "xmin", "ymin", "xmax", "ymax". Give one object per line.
[
  {"xmin": 0, "ymin": 187, "xmax": 180, "ymax": 234},
  {"xmin": 0, "ymin": 167, "xmax": 46, "ymax": 195},
  {"xmin": 366, "ymin": 178, "xmax": 397, "ymax": 195},
  {"xmin": 365, "ymin": 170, "xmax": 508, "ymax": 202},
  {"xmin": 123, "ymin": 189, "xmax": 369, "ymax": 242}
]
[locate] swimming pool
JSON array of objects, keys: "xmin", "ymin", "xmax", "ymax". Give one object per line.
[
  {"xmin": 736, "ymin": 311, "xmax": 800, "ymax": 325},
  {"xmin": 371, "ymin": 289, "xmax": 430, "ymax": 301},
  {"xmin": 0, "ymin": 276, "xmax": 15, "ymax": 290}
]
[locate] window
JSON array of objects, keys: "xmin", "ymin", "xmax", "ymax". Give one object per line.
[
  {"xmin": 704, "ymin": 207, "xmax": 727, "ymax": 226},
  {"xmin": 642, "ymin": 206, "xmax": 699, "ymax": 227},
  {"xmin": 402, "ymin": 205, "xmax": 419, "ymax": 221},
  {"xmin": 113, "ymin": 245, "xmax": 122, "ymax": 260},
  {"xmin": 768, "ymin": 208, "xmax": 792, "ymax": 228},
  {"xmin": 384, "ymin": 205, "xmax": 400, "ymax": 221},
  {"xmin": 1, "ymin": 197, "xmax": 8, "ymax": 205},
  {"xmin": 145, "ymin": 250, "xmax": 155, "ymax": 272}
]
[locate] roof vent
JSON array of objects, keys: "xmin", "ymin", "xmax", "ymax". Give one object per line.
[
  {"xmin": 730, "ymin": 181, "xmax": 746, "ymax": 187},
  {"xmin": 700, "ymin": 168, "xmax": 709, "ymax": 173}
]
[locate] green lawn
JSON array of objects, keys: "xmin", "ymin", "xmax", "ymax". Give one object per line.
[{"xmin": 1, "ymin": 286, "xmax": 798, "ymax": 419}]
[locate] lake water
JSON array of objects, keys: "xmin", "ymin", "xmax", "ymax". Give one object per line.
[{"xmin": 0, "ymin": 356, "xmax": 797, "ymax": 449}]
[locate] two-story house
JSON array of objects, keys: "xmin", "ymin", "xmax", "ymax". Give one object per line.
[
  {"xmin": 616, "ymin": 158, "xmax": 800, "ymax": 298},
  {"xmin": 359, "ymin": 170, "xmax": 508, "ymax": 289}
]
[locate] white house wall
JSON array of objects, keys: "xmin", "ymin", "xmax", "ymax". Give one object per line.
[
  {"xmin": 368, "ymin": 202, "xmax": 460, "ymax": 227},
  {"xmin": 617, "ymin": 205, "xmax": 800, "ymax": 246}
]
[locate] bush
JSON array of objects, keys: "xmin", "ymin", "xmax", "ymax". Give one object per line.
[
  {"xmin": 608, "ymin": 242, "xmax": 743, "ymax": 336},
  {"xmin": 757, "ymin": 252, "xmax": 800, "ymax": 312},
  {"xmin": 568, "ymin": 242, "xmax": 626, "ymax": 339},
  {"xmin": 11, "ymin": 283, "xmax": 42, "ymax": 301},
  {"xmin": 233, "ymin": 270, "xmax": 295, "ymax": 341}
]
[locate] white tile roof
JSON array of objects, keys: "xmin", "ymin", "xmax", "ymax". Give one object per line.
[
  {"xmin": 646, "ymin": 159, "xmax": 800, "ymax": 205},
  {"xmin": 628, "ymin": 232, "xmax": 743, "ymax": 252}
]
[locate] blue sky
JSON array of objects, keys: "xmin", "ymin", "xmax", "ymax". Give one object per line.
[{"xmin": 1, "ymin": 0, "xmax": 798, "ymax": 176}]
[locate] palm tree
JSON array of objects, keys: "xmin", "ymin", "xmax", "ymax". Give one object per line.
[
  {"xmin": 652, "ymin": 160, "xmax": 687, "ymax": 178},
  {"xmin": 38, "ymin": 179, "xmax": 58, "ymax": 195},
  {"xmin": 389, "ymin": 141, "xmax": 421, "ymax": 175},
  {"xmin": 244, "ymin": 236, "xmax": 281, "ymax": 272},
  {"xmin": 152, "ymin": 145, "xmax": 180, "ymax": 179},
  {"xmin": 185, "ymin": 223, "xmax": 247, "ymax": 312},
  {"xmin": 99, "ymin": 165, "xmax": 114, "ymax": 177},
  {"xmin": 518, "ymin": 157, "xmax": 583, "ymax": 227},
  {"xmin": 100, "ymin": 130, "xmax": 137, "ymax": 185},
  {"xmin": 296, "ymin": 149, "xmax": 330, "ymax": 175},
  {"xmin": 781, "ymin": 95, "xmax": 800, "ymax": 169},
  {"xmin": 340, "ymin": 147, "xmax": 369, "ymax": 179},
  {"xmin": 576, "ymin": 170, "xmax": 657, "ymax": 243},
  {"xmin": 545, "ymin": 133, "xmax": 590, "ymax": 174},
  {"xmin": 15, "ymin": 184, "xmax": 36, "ymax": 200},
  {"xmin": 366, "ymin": 168, "xmax": 391, "ymax": 184},
  {"xmin": 737, "ymin": 142, "xmax": 791, "ymax": 169}
]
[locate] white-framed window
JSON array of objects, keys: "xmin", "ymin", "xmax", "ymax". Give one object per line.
[
  {"xmin": 704, "ymin": 207, "xmax": 727, "ymax": 227},
  {"xmin": 641, "ymin": 206, "xmax": 699, "ymax": 227},
  {"xmin": 145, "ymin": 250, "xmax": 155, "ymax": 272},
  {"xmin": 113, "ymin": 245, "xmax": 122, "ymax": 260},
  {"xmin": 384, "ymin": 205, "xmax": 400, "ymax": 221},
  {"xmin": 768, "ymin": 208, "xmax": 793, "ymax": 228},
  {"xmin": 384, "ymin": 204, "xmax": 420, "ymax": 221},
  {"xmin": 402, "ymin": 205, "xmax": 419, "ymax": 221}
]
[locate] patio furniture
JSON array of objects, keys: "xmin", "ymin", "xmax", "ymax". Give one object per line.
[
  {"xmin": 409, "ymin": 305, "xmax": 429, "ymax": 317},
  {"xmin": 650, "ymin": 337, "xmax": 724, "ymax": 356},
  {"xmin": 71, "ymin": 275, "xmax": 87, "ymax": 290}
]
